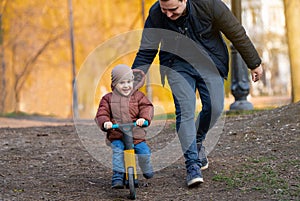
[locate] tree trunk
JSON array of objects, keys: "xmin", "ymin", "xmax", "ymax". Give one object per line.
[
  {"xmin": 0, "ymin": 0, "xmax": 7, "ymax": 113},
  {"xmin": 0, "ymin": 14, "xmax": 6, "ymax": 113},
  {"xmin": 284, "ymin": 0, "xmax": 300, "ymax": 103}
]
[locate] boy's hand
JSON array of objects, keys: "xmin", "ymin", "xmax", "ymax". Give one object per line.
[
  {"xmin": 104, "ymin": 121, "xmax": 113, "ymax": 129},
  {"xmin": 136, "ymin": 118, "xmax": 145, "ymax": 127}
]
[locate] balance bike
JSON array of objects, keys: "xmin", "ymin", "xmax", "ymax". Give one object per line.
[{"xmin": 111, "ymin": 120, "xmax": 149, "ymax": 200}]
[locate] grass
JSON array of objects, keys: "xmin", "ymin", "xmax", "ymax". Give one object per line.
[
  {"xmin": 212, "ymin": 156, "xmax": 299, "ymax": 199},
  {"xmin": 0, "ymin": 111, "xmax": 56, "ymax": 118},
  {"xmin": 153, "ymin": 113, "xmax": 176, "ymax": 120},
  {"xmin": 0, "ymin": 111, "xmax": 30, "ymax": 118}
]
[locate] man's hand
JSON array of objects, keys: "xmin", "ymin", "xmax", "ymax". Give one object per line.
[
  {"xmin": 251, "ymin": 65, "xmax": 263, "ymax": 82},
  {"xmin": 136, "ymin": 118, "xmax": 146, "ymax": 127},
  {"xmin": 104, "ymin": 121, "xmax": 113, "ymax": 129}
]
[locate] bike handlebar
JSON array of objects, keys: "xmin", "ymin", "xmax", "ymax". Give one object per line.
[{"xmin": 111, "ymin": 120, "xmax": 149, "ymax": 129}]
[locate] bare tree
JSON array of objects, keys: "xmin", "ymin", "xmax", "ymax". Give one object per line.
[
  {"xmin": 11, "ymin": 33, "xmax": 64, "ymax": 112},
  {"xmin": 4, "ymin": 1, "xmax": 68, "ymax": 113}
]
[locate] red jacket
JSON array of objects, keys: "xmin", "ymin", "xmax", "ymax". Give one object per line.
[{"xmin": 95, "ymin": 69, "xmax": 153, "ymax": 144}]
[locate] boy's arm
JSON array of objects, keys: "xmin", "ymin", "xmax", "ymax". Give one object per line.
[
  {"xmin": 137, "ymin": 92, "xmax": 154, "ymax": 125},
  {"xmin": 95, "ymin": 95, "xmax": 112, "ymax": 131}
]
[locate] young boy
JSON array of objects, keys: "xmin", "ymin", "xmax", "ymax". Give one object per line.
[{"xmin": 95, "ymin": 64, "xmax": 154, "ymax": 189}]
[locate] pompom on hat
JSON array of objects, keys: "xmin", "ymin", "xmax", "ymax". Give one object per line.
[{"xmin": 111, "ymin": 64, "xmax": 134, "ymax": 88}]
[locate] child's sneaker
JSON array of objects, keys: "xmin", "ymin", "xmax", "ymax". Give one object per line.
[
  {"xmin": 112, "ymin": 180, "xmax": 124, "ymax": 189},
  {"xmin": 186, "ymin": 164, "xmax": 203, "ymax": 187},
  {"xmin": 111, "ymin": 171, "xmax": 124, "ymax": 189},
  {"xmin": 143, "ymin": 172, "xmax": 154, "ymax": 179}
]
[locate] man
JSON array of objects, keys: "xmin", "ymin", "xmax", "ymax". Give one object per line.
[{"xmin": 132, "ymin": 0, "xmax": 263, "ymax": 187}]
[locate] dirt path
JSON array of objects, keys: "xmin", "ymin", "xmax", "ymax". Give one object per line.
[{"xmin": 0, "ymin": 102, "xmax": 299, "ymax": 200}]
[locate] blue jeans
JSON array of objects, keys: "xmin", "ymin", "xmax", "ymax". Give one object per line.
[
  {"xmin": 111, "ymin": 140, "xmax": 152, "ymax": 179},
  {"xmin": 166, "ymin": 59, "xmax": 224, "ymax": 168}
]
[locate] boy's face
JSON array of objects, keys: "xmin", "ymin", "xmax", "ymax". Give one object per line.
[{"xmin": 115, "ymin": 79, "xmax": 134, "ymax": 96}]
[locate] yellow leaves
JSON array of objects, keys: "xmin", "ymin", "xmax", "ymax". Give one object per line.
[{"xmin": 2, "ymin": 0, "xmax": 161, "ymax": 117}]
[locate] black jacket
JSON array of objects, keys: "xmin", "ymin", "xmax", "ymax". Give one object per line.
[{"xmin": 132, "ymin": 0, "xmax": 261, "ymax": 81}]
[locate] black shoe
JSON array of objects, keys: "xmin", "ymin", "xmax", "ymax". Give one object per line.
[{"xmin": 197, "ymin": 144, "xmax": 209, "ymax": 170}]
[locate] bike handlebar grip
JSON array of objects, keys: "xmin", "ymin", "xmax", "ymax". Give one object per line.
[
  {"xmin": 111, "ymin": 124, "xmax": 119, "ymax": 129},
  {"xmin": 134, "ymin": 120, "xmax": 149, "ymax": 127},
  {"xmin": 111, "ymin": 120, "xmax": 148, "ymax": 129},
  {"xmin": 143, "ymin": 120, "xmax": 149, "ymax": 127}
]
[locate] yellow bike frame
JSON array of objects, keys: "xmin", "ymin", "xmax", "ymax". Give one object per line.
[{"xmin": 124, "ymin": 149, "xmax": 138, "ymax": 180}]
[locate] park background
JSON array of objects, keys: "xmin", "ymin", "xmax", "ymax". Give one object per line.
[{"xmin": 0, "ymin": 0, "xmax": 299, "ymax": 119}]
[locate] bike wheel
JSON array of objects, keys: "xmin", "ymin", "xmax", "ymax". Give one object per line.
[{"xmin": 127, "ymin": 167, "xmax": 136, "ymax": 200}]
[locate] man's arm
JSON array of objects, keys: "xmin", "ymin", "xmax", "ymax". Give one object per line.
[
  {"xmin": 132, "ymin": 16, "xmax": 161, "ymax": 73},
  {"xmin": 212, "ymin": 0, "xmax": 261, "ymax": 70}
]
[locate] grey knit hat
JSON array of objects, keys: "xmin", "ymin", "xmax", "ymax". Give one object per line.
[{"xmin": 111, "ymin": 64, "xmax": 134, "ymax": 88}]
